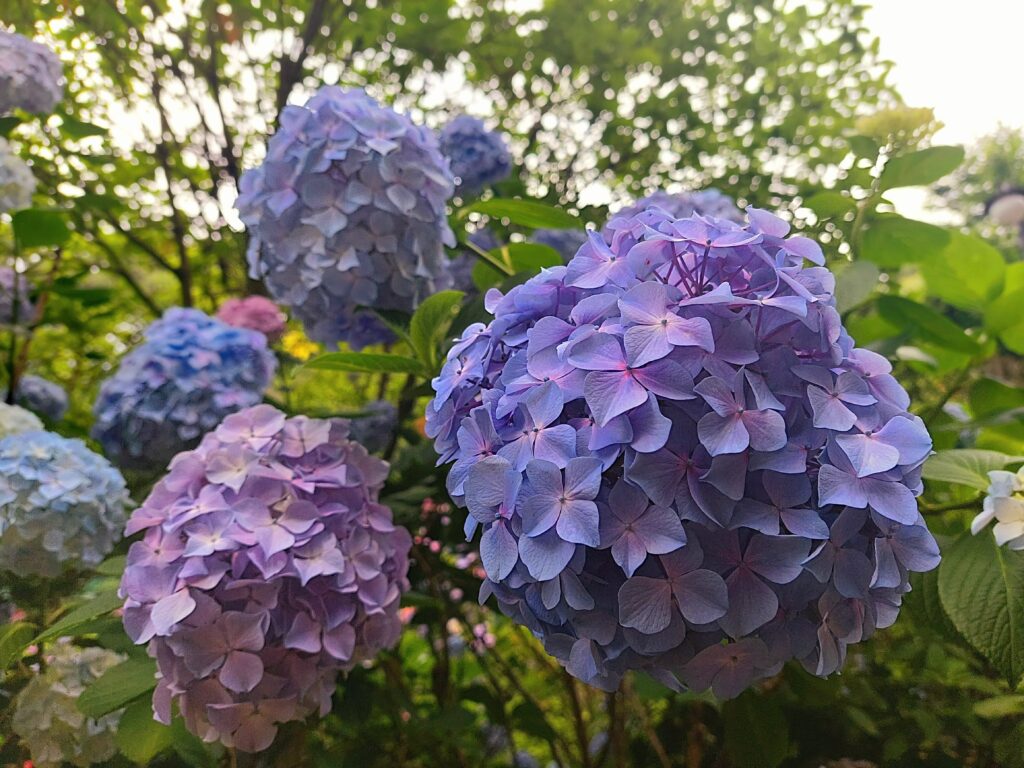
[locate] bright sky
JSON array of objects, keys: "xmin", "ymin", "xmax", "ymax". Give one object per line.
[{"xmin": 865, "ymin": 0, "xmax": 1024, "ymax": 218}]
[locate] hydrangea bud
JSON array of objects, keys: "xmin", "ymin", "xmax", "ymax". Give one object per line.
[
  {"xmin": 0, "ymin": 266, "xmax": 33, "ymax": 326},
  {"xmin": 0, "ymin": 30, "xmax": 63, "ymax": 115},
  {"xmin": 0, "ymin": 401, "xmax": 42, "ymax": 438},
  {"xmin": 0, "ymin": 429, "xmax": 129, "ymax": 577},
  {"xmin": 120, "ymin": 405, "xmax": 412, "ymax": 752},
  {"xmin": 439, "ymin": 115, "xmax": 512, "ymax": 196},
  {"xmin": 4, "ymin": 374, "xmax": 69, "ymax": 421},
  {"xmin": 971, "ymin": 467, "xmax": 1024, "ymax": 548},
  {"xmin": 216, "ymin": 295, "xmax": 288, "ymax": 342},
  {"xmin": 532, "ymin": 228, "xmax": 588, "ymax": 262},
  {"xmin": 237, "ymin": 87, "xmax": 456, "ymax": 350},
  {"xmin": 91, "ymin": 308, "xmax": 276, "ymax": 471},
  {"xmin": 0, "ymin": 137, "xmax": 35, "ymax": 212},
  {"xmin": 12, "ymin": 641, "xmax": 124, "ymax": 768},
  {"xmin": 609, "ymin": 189, "xmax": 743, "ymax": 225},
  {"xmin": 428, "ymin": 205, "xmax": 939, "ymax": 695},
  {"xmin": 347, "ymin": 399, "xmax": 399, "ymax": 454}
]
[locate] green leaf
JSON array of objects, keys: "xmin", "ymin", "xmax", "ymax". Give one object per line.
[
  {"xmin": 860, "ymin": 216, "xmax": 950, "ymax": 268},
  {"xmin": 974, "ymin": 695, "xmax": 1024, "ymax": 719},
  {"xmin": 879, "ymin": 145, "xmax": 965, "ymax": 190},
  {"xmin": 468, "ymin": 199, "xmax": 579, "ymax": 229},
  {"xmin": 58, "ymin": 114, "xmax": 107, "ymax": 140},
  {"xmin": 511, "ymin": 700, "xmax": 557, "ymax": 741},
  {"xmin": 34, "ymin": 589, "xmax": 125, "ymax": 644},
  {"xmin": 922, "ymin": 449, "xmax": 1022, "ymax": 490},
  {"xmin": 0, "ymin": 622, "xmax": 35, "ymax": 669},
  {"xmin": 95, "ymin": 555, "xmax": 127, "ymax": 577},
  {"xmin": 876, "ymin": 295, "xmax": 981, "ymax": 354},
  {"xmin": 0, "ymin": 115, "xmax": 23, "ymax": 137},
  {"xmin": 304, "ymin": 352, "xmax": 425, "ymax": 376},
  {"xmin": 985, "ymin": 288, "xmax": 1024, "ymax": 335},
  {"xmin": 938, "ymin": 533, "xmax": 1024, "ymax": 686},
  {"xmin": 722, "ymin": 692, "xmax": 790, "ymax": 768},
  {"xmin": 12, "ymin": 208, "xmax": 71, "ymax": 249},
  {"xmin": 922, "ymin": 231, "xmax": 1005, "ymax": 313},
  {"xmin": 803, "ymin": 191, "xmax": 856, "ymax": 219},
  {"xmin": 847, "ymin": 134, "xmax": 880, "ymax": 159},
  {"xmin": 833, "ymin": 260, "xmax": 880, "ymax": 314},
  {"xmin": 970, "ymin": 379, "xmax": 1024, "ymax": 422},
  {"xmin": 77, "ymin": 657, "xmax": 157, "ymax": 718},
  {"xmin": 409, "ymin": 290, "xmax": 464, "ymax": 370},
  {"xmin": 115, "ymin": 697, "xmax": 173, "ymax": 763},
  {"xmin": 472, "ymin": 242, "xmax": 563, "ymax": 290},
  {"xmin": 171, "ymin": 715, "xmax": 218, "ymax": 767}
]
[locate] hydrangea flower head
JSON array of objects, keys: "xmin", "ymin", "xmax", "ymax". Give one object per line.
[
  {"xmin": 92, "ymin": 308, "xmax": 276, "ymax": 471},
  {"xmin": 120, "ymin": 404, "xmax": 412, "ymax": 752},
  {"xmin": 5, "ymin": 374, "xmax": 69, "ymax": 421},
  {"xmin": 238, "ymin": 86, "xmax": 456, "ymax": 350},
  {"xmin": 609, "ymin": 188, "xmax": 743, "ymax": 226},
  {"xmin": 13, "ymin": 641, "xmax": 124, "ymax": 768},
  {"xmin": 0, "ymin": 136, "xmax": 35, "ymax": 212},
  {"xmin": 0, "ymin": 401, "xmax": 42, "ymax": 438},
  {"xmin": 439, "ymin": 115, "xmax": 512, "ymax": 196},
  {"xmin": 0, "ymin": 430, "xmax": 129, "ymax": 577},
  {"xmin": 216, "ymin": 295, "xmax": 288, "ymax": 342},
  {"xmin": 0, "ymin": 266, "xmax": 33, "ymax": 326},
  {"xmin": 972, "ymin": 467, "xmax": 1024, "ymax": 548},
  {"xmin": 428, "ymin": 205, "xmax": 938, "ymax": 694},
  {"xmin": 347, "ymin": 399, "xmax": 399, "ymax": 454},
  {"xmin": 0, "ymin": 30, "xmax": 63, "ymax": 115}
]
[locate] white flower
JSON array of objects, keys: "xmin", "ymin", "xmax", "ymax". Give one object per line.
[{"xmin": 972, "ymin": 468, "xmax": 1024, "ymax": 549}]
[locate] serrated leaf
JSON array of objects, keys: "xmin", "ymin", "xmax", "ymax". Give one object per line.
[
  {"xmin": 938, "ymin": 533, "xmax": 1024, "ymax": 686},
  {"xmin": 472, "ymin": 242, "xmax": 563, "ymax": 290},
  {"xmin": 722, "ymin": 692, "xmax": 790, "ymax": 768},
  {"xmin": 304, "ymin": 352, "xmax": 425, "ymax": 376},
  {"xmin": 115, "ymin": 697, "xmax": 172, "ymax": 763},
  {"xmin": 860, "ymin": 216, "xmax": 950, "ymax": 268},
  {"xmin": 921, "ymin": 231, "xmax": 1005, "ymax": 313},
  {"xmin": 833, "ymin": 260, "xmax": 880, "ymax": 314},
  {"xmin": 879, "ymin": 145, "xmax": 964, "ymax": 190},
  {"xmin": 409, "ymin": 290, "xmax": 464, "ymax": 370},
  {"xmin": 922, "ymin": 449, "xmax": 1022, "ymax": 491},
  {"xmin": 34, "ymin": 589, "xmax": 125, "ymax": 644},
  {"xmin": 0, "ymin": 622, "xmax": 35, "ymax": 669},
  {"xmin": 469, "ymin": 199, "xmax": 578, "ymax": 229},
  {"xmin": 78, "ymin": 657, "xmax": 156, "ymax": 718},
  {"xmin": 876, "ymin": 295, "xmax": 981, "ymax": 354},
  {"xmin": 13, "ymin": 208, "xmax": 70, "ymax": 249}
]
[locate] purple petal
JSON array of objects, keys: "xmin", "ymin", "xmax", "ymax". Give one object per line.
[
  {"xmin": 518, "ymin": 529, "xmax": 575, "ymax": 581},
  {"xmin": 671, "ymin": 568, "xmax": 729, "ymax": 624},
  {"xmin": 618, "ymin": 576, "xmax": 673, "ymax": 634},
  {"xmin": 481, "ymin": 521, "xmax": 519, "ymax": 580},
  {"xmin": 219, "ymin": 650, "xmax": 264, "ymax": 693},
  {"xmin": 584, "ymin": 370, "xmax": 648, "ymax": 426}
]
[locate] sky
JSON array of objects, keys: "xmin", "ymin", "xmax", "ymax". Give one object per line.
[{"xmin": 864, "ymin": 0, "xmax": 1024, "ymax": 217}]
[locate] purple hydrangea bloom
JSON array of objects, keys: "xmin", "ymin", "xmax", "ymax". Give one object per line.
[
  {"xmin": 0, "ymin": 137, "xmax": 35, "ymax": 212},
  {"xmin": 608, "ymin": 188, "xmax": 743, "ymax": 227},
  {"xmin": 216, "ymin": 296, "xmax": 287, "ymax": 342},
  {"xmin": 428, "ymin": 205, "xmax": 938, "ymax": 695},
  {"xmin": 0, "ymin": 430, "xmax": 130, "ymax": 577},
  {"xmin": 237, "ymin": 87, "xmax": 456, "ymax": 350},
  {"xmin": 4, "ymin": 374, "xmax": 69, "ymax": 421},
  {"xmin": 439, "ymin": 115, "xmax": 512, "ymax": 196},
  {"xmin": 0, "ymin": 30, "xmax": 63, "ymax": 115},
  {"xmin": 119, "ymin": 405, "xmax": 412, "ymax": 752},
  {"xmin": 91, "ymin": 308, "xmax": 276, "ymax": 471},
  {"xmin": 532, "ymin": 228, "xmax": 588, "ymax": 262},
  {"xmin": 346, "ymin": 400, "xmax": 399, "ymax": 454},
  {"xmin": 0, "ymin": 266, "xmax": 33, "ymax": 326}
]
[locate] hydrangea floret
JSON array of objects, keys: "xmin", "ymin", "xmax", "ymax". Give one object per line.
[
  {"xmin": 120, "ymin": 405, "xmax": 412, "ymax": 752},
  {"xmin": 609, "ymin": 188, "xmax": 743, "ymax": 226},
  {"xmin": 12, "ymin": 641, "xmax": 124, "ymax": 768},
  {"xmin": 0, "ymin": 401, "xmax": 42, "ymax": 438},
  {"xmin": 0, "ymin": 266, "xmax": 33, "ymax": 326},
  {"xmin": 0, "ymin": 136, "xmax": 35, "ymax": 212},
  {"xmin": 972, "ymin": 467, "xmax": 1024, "ymax": 549},
  {"xmin": 216, "ymin": 296, "xmax": 288, "ymax": 342},
  {"xmin": 92, "ymin": 308, "xmax": 276, "ymax": 471},
  {"xmin": 5, "ymin": 374, "xmax": 69, "ymax": 421},
  {"xmin": 0, "ymin": 30, "xmax": 63, "ymax": 115},
  {"xmin": 0, "ymin": 430, "xmax": 130, "ymax": 577},
  {"xmin": 428, "ymin": 204, "xmax": 938, "ymax": 694},
  {"xmin": 439, "ymin": 115, "xmax": 512, "ymax": 196},
  {"xmin": 237, "ymin": 86, "xmax": 456, "ymax": 350}
]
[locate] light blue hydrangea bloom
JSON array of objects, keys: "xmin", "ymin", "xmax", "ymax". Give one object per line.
[{"xmin": 440, "ymin": 115, "xmax": 512, "ymax": 196}]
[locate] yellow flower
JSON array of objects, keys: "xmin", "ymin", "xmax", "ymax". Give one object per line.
[{"xmin": 281, "ymin": 329, "xmax": 318, "ymax": 361}]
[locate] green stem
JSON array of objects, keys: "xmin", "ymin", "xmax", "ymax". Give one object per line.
[{"xmin": 463, "ymin": 237, "xmax": 514, "ymax": 277}]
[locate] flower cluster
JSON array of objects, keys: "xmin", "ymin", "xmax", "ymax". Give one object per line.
[
  {"xmin": 5, "ymin": 374, "xmax": 69, "ymax": 421},
  {"xmin": 12, "ymin": 641, "xmax": 124, "ymax": 768},
  {"xmin": 0, "ymin": 266, "xmax": 33, "ymax": 326},
  {"xmin": 120, "ymin": 405, "xmax": 412, "ymax": 752},
  {"xmin": 439, "ymin": 115, "xmax": 512, "ymax": 196},
  {"xmin": 609, "ymin": 189, "xmax": 742, "ymax": 226},
  {"xmin": 0, "ymin": 137, "xmax": 35, "ymax": 212},
  {"xmin": 92, "ymin": 308, "xmax": 276, "ymax": 471},
  {"xmin": 0, "ymin": 30, "xmax": 63, "ymax": 115},
  {"xmin": 533, "ymin": 228, "xmax": 588, "ymax": 262},
  {"xmin": 0, "ymin": 430, "xmax": 129, "ymax": 577},
  {"xmin": 972, "ymin": 467, "xmax": 1024, "ymax": 549},
  {"xmin": 216, "ymin": 296, "xmax": 287, "ymax": 342},
  {"xmin": 347, "ymin": 399, "xmax": 399, "ymax": 454},
  {"xmin": 0, "ymin": 401, "xmax": 42, "ymax": 438},
  {"xmin": 428, "ymin": 205, "xmax": 938, "ymax": 694},
  {"xmin": 238, "ymin": 87, "xmax": 456, "ymax": 350}
]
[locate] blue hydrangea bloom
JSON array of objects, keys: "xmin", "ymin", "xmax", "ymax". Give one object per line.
[
  {"xmin": 91, "ymin": 308, "xmax": 276, "ymax": 471},
  {"xmin": 0, "ymin": 30, "xmax": 63, "ymax": 115},
  {"xmin": 0, "ymin": 266, "xmax": 32, "ymax": 326},
  {"xmin": 428, "ymin": 206, "xmax": 938, "ymax": 695},
  {"xmin": 609, "ymin": 188, "xmax": 743, "ymax": 226},
  {"xmin": 347, "ymin": 399, "xmax": 399, "ymax": 454},
  {"xmin": 440, "ymin": 115, "xmax": 512, "ymax": 196},
  {"xmin": 532, "ymin": 228, "xmax": 588, "ymax": 262},
  {"xmin": 0, "ymin": 430, "xmax": 129, "ymax": 577},
  {"xmin": 5, "ymin": 375, "xmax": 69, "ymax": 421},
  {"xmin": 237, "ymin": 87, "xmax": 456, "ymax": 350}
]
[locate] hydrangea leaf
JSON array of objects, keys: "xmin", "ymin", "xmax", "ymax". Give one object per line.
[
  {"xmin": 879, "ymin": 145, "xmax": 965, "ymax": 190},
  {"xmin": 77, "ymin": 657, "xmax": 157, "ymax": 718},
  {"xmin": 922, "ymin": 449, "xmax": 1023, "ymax": 491},
  {"xmin": 115, "ymin": 698, "xmax": 174, "ymax": 764},
  {"xmin": 305, "ymin": 351, "xmax": 426, "ymax": 376},
  {"xmin": 468, "ymin": 198, "xmax": 578, "ymax": 229}
]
